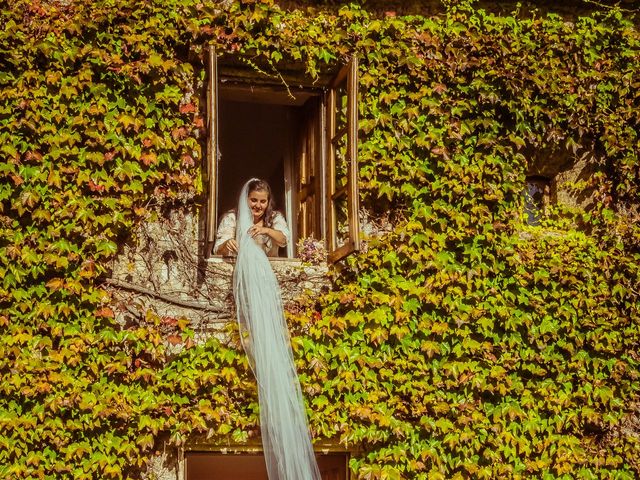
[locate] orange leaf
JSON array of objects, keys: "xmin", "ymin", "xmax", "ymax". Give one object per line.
[
  {"xmin": 141, "ymin": 152, "xmax": 157, "ymax": 165},
  {"xmin": 46, "ymin": 278, "xmax": 65, "ymax": 290},
  {"xmin": 95, "ymin": 307, "xmax": 114, "ymax": 318},
  {"xmin": 179, "ymin": 102, "xmax": 196, "ymax": 114},
  {"xmin": 181, "ymin": 154, "xmax": 194, "ymax": 167}
]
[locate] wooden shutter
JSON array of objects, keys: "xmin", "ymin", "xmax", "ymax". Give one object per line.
[
  {"xmin": 204, "ymin": 46, "xmax": 219, "ymax": 258},
  {"xmin": 325, "ymin": 58, "xmax": 360, "ymax": 263},
  {"xmin": 296, "ymin": 97, "xmax": 322, "ymax": 243}
]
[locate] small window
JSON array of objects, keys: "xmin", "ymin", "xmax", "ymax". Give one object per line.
[
  {"xmin": 203, "ymin": 47, "xmax": 360, "ymax": 262},
  {"xmin": 524, "ymin": 176, "xmax": 550, "ymax": 225}
]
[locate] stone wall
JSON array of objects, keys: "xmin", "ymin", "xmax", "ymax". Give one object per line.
[{"xmin": 107, "ymin": 207, "xmax": 330, "ymax": 348}]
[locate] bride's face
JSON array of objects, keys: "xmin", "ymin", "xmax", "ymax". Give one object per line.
[{"xmin": 248, "ymin": 189, "xmax": 269, "ymax": 222}]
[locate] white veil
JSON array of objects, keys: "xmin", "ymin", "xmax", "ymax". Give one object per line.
[{"xmin": 233, "ymin": 179, "xmax": 321, "ymax": 480}]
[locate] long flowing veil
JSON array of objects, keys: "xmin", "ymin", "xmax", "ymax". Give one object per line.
[{"xmin": 233, "ymin": 179, "xmax": 321, "ymax": 480}]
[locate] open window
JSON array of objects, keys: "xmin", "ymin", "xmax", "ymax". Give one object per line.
[{"xmin": 204, "ymin": 47, "xmax": 360, "ymax": 262}]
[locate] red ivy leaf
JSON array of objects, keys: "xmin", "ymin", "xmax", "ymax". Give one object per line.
[
  {"xmin": 181, "ymin": 154, "xmax": 194, "ymax": 167},
  {"xmin": 141, "ymin": 152, "xmax": 157, "ymax": 166},
  {"xmin": 172, "ymin": 127, "xmax": 188, "ymax": 141},
  {"xmin": 179, "ymin": 102, "xmax": 196, "ymax": 114},
  {"xmin": 88, "ymin": 179, "xmax": 105, "ymax": 192},
  {"xmin": 10, "ymin": 174, "xmax": 23, "ymax": 186},
  {"xmin": 433, "ymin": 83, "xmax": 447, "ymax": 94},
  {"xmin": 95, "ymin": 307, "xmax": 114, "ymax": 318},
  {"xmin": 24, "ymin": 151, "xmax": 43, "ymax": 162}
]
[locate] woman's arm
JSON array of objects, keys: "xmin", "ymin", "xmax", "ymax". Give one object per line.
[
  {"xmin": 248, "ymin": 225, "xmax": 287, "ymax": 247},
  {"xmin": 213, "ymin": 212, "xmax": 238, "ymax": 255}
]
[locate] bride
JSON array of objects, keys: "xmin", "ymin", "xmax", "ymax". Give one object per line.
[
  {"xmin": 230, "ymin": 178, "xmax": 321, "ymax": 480},
  {"xmin": 213, "ymin": 179, "xmax": 289, "ymax": 258}
]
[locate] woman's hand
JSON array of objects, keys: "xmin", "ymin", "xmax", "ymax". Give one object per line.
[
  {"xmin": 223, "ymin": 239, "xmax": 238, "ymax": 255},
  {"xmin": 248, "ymin": 225, "xmax": 269, "ymax": 238},
  {"xmin": 248, "ymin": 225, "xmax": 286, "ymax": 247}
]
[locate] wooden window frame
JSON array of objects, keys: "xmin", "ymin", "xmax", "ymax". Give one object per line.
[
  {"xmin": 204, "ymin": 47, "xmax": 219, "ymax": 258},
  {"xmin": 179, "ymin": 443, "xmax": 355, "ymax": 480},
  {"xmin": 204, "ymin": 46, "xmax": 360, "ymax": 263},
  {"xmin": 325, "ymin": 58, "xmax": 360, "ymax": 263}
]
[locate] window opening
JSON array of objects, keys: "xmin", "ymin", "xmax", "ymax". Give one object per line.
[
  {"xmin": 524, "ymin": 175, "xmax": 550, "ymax": 225},
  {"xmin": 217, "ymin": 98, "xmax": 292, "ymax": 256},
  {"xmin": 204, "ymin": 47, "xmax": 360, "ymax": 262},
  {"xmin": 185, "ymin": 451, "xmax": 349, "ymax": 480}
]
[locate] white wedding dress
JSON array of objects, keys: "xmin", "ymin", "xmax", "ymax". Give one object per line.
[{"xmin": 233, "ymin": 179, "xmax": 321, "ymax": 480}]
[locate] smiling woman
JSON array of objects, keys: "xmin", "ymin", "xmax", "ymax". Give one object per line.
[{"xmin": 213, "ymin": 179, "xmax": 290, "ymax": 257}]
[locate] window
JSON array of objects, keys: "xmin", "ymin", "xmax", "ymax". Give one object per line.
[
  {"xmin": 203, "ymin": 47, "xmax": 360, "ymax": 262},
  {"xmin": 185, "ymin": 451, "xmax": 349, "ymax": 480},
  {"xmin": 325, "ymin": 58, "xmax": 360, "ymax": 262},
  {"xmin": 524, "ymin": 175, "xmax": 550, "ymax": 225}
]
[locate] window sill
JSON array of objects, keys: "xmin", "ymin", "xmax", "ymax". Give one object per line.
[
  {"xmin": 206, "ymin": 255, "xmax": 314, "ymax": 264},
  {"xmin": 205, "ymin": 256, "xmax": 329, "ymax": 287}
]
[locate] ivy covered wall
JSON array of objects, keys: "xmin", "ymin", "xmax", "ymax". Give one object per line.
[{"xmin": 1, "ymin": 0, "xmax": 639, "ymax": 478}]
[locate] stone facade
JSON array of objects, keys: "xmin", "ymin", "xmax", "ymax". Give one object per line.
[{"xmin": 107, "ymin": 206, "xmax": 330, "ymax": 349}]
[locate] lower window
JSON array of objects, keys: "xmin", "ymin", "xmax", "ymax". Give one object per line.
[{"xmin": 185, "ymin": 451, "xmax": 349, "ymax": 480}]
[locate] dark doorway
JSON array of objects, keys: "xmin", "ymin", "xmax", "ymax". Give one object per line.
[{"xmin": 185, "ymin": 452, "xmax": 349, "ymax": 480}]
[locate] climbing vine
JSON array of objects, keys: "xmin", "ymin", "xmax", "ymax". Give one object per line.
[{"xmin": 1, "ymin": 0, "xmax": 639, "ymax": 478}]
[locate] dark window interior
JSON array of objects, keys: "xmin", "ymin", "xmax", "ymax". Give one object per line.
[
  {"xmin": 212, "ymin": 79, "xmax": 322, "ymax": 258},
  {"xmin": 524, "ymin": 176, "xmax": 550, "ymax": 225},
  {"xmin": 218, "ymin": 99, "xmax": 294, "ymax": 222},
  {"xmin": 186, "ymin": 452, "xmax": 348, "ymax": 480}
]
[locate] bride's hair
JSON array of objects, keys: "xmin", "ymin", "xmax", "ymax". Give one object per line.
[{"xmin": 247, "ymin": 178, "xmax": 276, "ymax": 227}]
